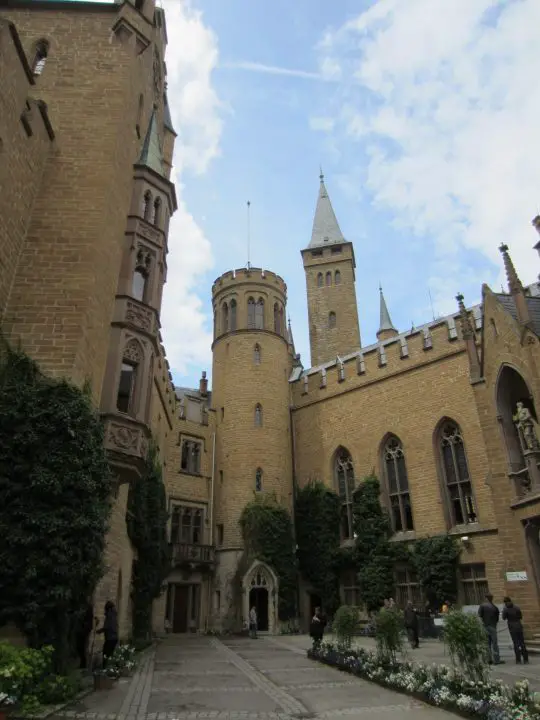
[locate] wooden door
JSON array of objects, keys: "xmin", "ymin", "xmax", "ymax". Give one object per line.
[{"xmin": 173, "ymin": 585, "xmax": 189, "ymax": 633}]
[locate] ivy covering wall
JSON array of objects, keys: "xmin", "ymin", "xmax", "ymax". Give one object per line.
[
  {"xmin": 126, "ymin": 442, "xmax": 171, "ymax": 641},
  {"xmin": 411, "ymin": 535, "xmax": 461, "ymax": 607},
  {"xmin": 0, "ymin": 339, "xmax": 112, "ymax": 669},
  {"xmin": 239, "ymin": 494, "xmax": 297, "ymax": 619},
  {"xmin": 294, "ymin": 481, "xmax": 342, "ymax": 614}
]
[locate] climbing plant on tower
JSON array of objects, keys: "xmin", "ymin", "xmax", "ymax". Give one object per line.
[
  {"xmin": 126, "ymin": 441, "xmax": 171, "ymax": 642},
  {"xmin": 0, "ymin": 337, "xmax": 112, "ymax": 670},
  {"xmin": 239, "ymin": 494, "xmax": 297, "ymax": 619},
  {"xmin": 295, "ymin": 481, "xmax": 342, "ymax": 614}
]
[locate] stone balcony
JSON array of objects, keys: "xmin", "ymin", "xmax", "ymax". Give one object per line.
[
  {"xmin": 112, "ymin": 295, "xmax": 159, "ymax": 338},
  {"xmin": 102, "ymin": 413, "xmax": 150, "ymax": 482},
  {"xmin": 172, "ymin": 543, "xmax": 216, "ymax": 571}
]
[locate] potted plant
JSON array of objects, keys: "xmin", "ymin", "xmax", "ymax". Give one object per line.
[{"xmin": 93, "ymin": 666, "xmax": 119, "ymax": 691}]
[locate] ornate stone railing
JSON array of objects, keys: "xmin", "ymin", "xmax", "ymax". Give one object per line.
[
  {"xmin": 102, "ymin": 414, "xmax": 149, "ymax": 461},
  {"xmin": 172, "ymin": 543, "xmax": 215, "ymax": 567}
]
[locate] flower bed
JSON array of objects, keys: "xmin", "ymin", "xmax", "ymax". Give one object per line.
[{"xmin": 308, "ymin": 642, "xmax": 540, "ymax": 720}]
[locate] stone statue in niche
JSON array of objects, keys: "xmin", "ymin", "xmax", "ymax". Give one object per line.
[{"xmin": 514, "ymin": 401, "xmax": 540, "ymax": 451}]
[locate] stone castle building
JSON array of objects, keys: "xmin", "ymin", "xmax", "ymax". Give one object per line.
[{"xmin": 2, "ymin": 0, "xmax": 540, "ymax": 644}]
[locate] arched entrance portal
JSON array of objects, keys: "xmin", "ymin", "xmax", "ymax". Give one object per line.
[{"xmin": 242, "ymin": 561, "xmax": 279, "ymax": 634}]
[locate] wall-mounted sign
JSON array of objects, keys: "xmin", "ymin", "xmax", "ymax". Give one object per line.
[{"xmin": 506, "ymin": 571, "xmax": 528, "ymax": 582}]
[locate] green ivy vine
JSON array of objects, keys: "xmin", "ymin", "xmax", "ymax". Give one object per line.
[
  {"xmin": 411, "ymin": 534, "xmax": 461, "ymax": 608},
  {"xmin": 126, "ymin": 442, "xmax": 170, "ymax": 641},
  {"xmin": 295, "ymin": 481, "xmax": 342, "ymax": 614},
  {"xmin": 239, "ymin": 494, "xmax": 297, "ymax": 620},
  {"xmin": 0, "ymin": 338, "xmax": 112, "ymax": 670}
]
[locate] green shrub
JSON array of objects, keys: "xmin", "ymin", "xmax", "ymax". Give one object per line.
[
  {"xmin": 374, "ymin": 608, "xmax": 404, "ymax": 663},
  {"xmin": 443, "ymin": 610, "xmax": 489, "ymax": 681},
  {"xmin": 412, "ymin": 535, "xmax": 460, "ymax": 608},
  {"xmin": 36, "ymin": 673, "xmax": 80, "ymax": 705},
  {"xmin": 333, "ymin": 605, "xmax": 359, "ymax": 649}
]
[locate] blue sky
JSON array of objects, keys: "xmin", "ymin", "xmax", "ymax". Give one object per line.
[{"xmin": 109, "ymin": 0, "xmax": 540, "ymax": 387}]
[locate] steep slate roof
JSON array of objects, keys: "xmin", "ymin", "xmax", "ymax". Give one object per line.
[
  {"xmin": 137, "ymin": 109, "xmax": 165, "ymax": 176},
  {"xmin": 308, "ymin": 174, "xmax": 345, "ymax": 248},
  {"xmin": 494, "ymin": 291, "xmax": 540, "ymax": 336},
  {"xmin": 378, "ymin": 285, "xmax": 397, "ymax": 333},
  {"xmin": 163, "ymin": 92, "xmax": 177, "ymax": 136}
]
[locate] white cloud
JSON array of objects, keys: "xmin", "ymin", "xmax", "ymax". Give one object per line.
[
  {"xmin": 317, "ymin": 0, "xmax": 540, "ymax": 297},
  {"xmin": 159, "ymin": 0, "xmax": 222, "ymax": 381},
  {"xmin": 223, "ymin": 60, "xmax": 326, "ymax": 81},
  {"xmin": 309, "ymin": 116, "xmax": 335, "ymax": 132}
]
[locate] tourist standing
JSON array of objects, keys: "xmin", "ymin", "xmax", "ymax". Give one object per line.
[
  {"xmin": 310, "ymin": 606, "xmax": 326, "ymax": 648},
  {"xmin": 502, "ymin": 596, "xmax": 529, "ymax": 664},
  {"xmin": 404, "ymin": 601, "xmax": 419, "ymax": 649},
  {"xmin": 97, "ymin": 601, "xmax": 118, "ymax": 668},
  {"xmin": 249, "ymin": 605, "xmax": 258, "ymax": 639},
  {"xmin": 478, "ymin": 593, "xmax": 504, "ymax": 665}
]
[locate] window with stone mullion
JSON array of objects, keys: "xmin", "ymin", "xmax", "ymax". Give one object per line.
[
  {"xmin": 441, "ymin": 423, "xmax": 476, "ymax": 526},
  {"xmin": 384, "ymin": 438, "xmax": 414, "ymax": 532},
  {"xmin": 336, "ymin": 452, "xmax": 355, "ymax": 539}
]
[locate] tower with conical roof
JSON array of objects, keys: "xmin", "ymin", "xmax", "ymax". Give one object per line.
[{"xmin": 301, "ymin": 173, "xmax": 361, "ymax": 366}]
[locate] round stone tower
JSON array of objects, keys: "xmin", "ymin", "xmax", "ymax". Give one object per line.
[{"xmin": 211, "ymin": 267, "xmax": 293, "ymax": 633}]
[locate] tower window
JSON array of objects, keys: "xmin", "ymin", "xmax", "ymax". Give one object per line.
[
  {"xmin": 326, "ymin": 271, "xmax": 332, "ymax": 286},
  {"xmin": 32, "ymin": 40, "xmax": 49, "ymax": 76},
  {"xmin": 247, "ymin": 297, "xmax": 256, "ymax": 328},
  {"xmin": 335, "ymin": 270, "xmax": 341, "ymax": 285},
  {"xmin": 273, "ymin": 303, "xmax": 282, "ymax": 334},
  {"xmin": 117, "ymin": 363, "xmax": 137, "ymax": 413},
  {"xmin": 132, "ymin": 269, "xmax": 147, "ymax": 302},
  {"xmin": 153, "ymin": 197, "xmax": 161, "ymax": 227},
  {"xmin": 230, "ymin": 299, "xmax": 237, "ymax": 331},
  {"xmin": 221, "ymin": 302, "xmax": 229, "ymax": 333},
  {"xmin": 317, "ymin": 273, "xmax": 323, "ymax": 288},
  {"xmin": 255, "ymin": 468, "xmax": 263, "ymax": 492},
  {"xmin": 254, "ymin": 404, "xmax": 263, "ymax": 427},
  {"xmin": 142, "ymin": 190, "xmax": 152, "ymax": 221},
  {"xmin": 328, "ymin": 311, "xmax": 336, "ymax": 329},
  {"xmin": 254, "ymin": 343, "xmax": 261, "ymax": 364},
  {"xmin": 255, "ymin": 298, "xmax": 265, "ymax": 329}
]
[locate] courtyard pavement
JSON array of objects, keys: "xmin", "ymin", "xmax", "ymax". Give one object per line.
[{"xmin": 53, "ymin": 634, "xmax": 466, "ymax": 720}]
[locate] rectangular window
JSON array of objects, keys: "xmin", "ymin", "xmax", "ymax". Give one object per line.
[
  {"xmin": 460, "ymin": 563, "xmax": 488, "ymax": 605},
  {"xmin": 117, "ymin": 362, "xmax": 136, "ymax": 413},
  {"xmin": 171, "ymin": 505, "xmax": 204, "ymax": 545},
  {"xmin": 394, "ymin": 567, "xmax": 422, "ymax": 607},
  {"xmin": 311, "ymin": 250, "xmax": 323, "ymax": 257},
  {"xmin": 180, "ymin": 439, "xmax": 201, "ymax": 474},
  {"xmin": 342, "ymin": 570, "xmax": 361, "ymax": 606},
  {"xmin": 132, "ymin": 269, "xmax": 147, "ymax": 302},
  {"xmin": 331, "ymin": 246, "xmax": 342, "ymax": 254},
  {"xmin": 217, "ymin": 523, "xmax": 224, "ymax": 545}
]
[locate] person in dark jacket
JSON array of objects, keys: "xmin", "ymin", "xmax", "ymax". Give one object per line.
[
  {"xmin": 502, "ymin": 596, "xmax": 529, "ymax": 664},
  {"xmin": 97, "ymin": 601, "xmax": 118, "ymax": 668},
  {"xmin": 309, "ymin": 607, "xmax": 326, "ymax": 648},
  {"xmin": 404, "ymin": 601, "xmax": 419, "ymax": 648},
  {"xmin": 478, "ymin": 593, "xmax": 504, "ymax": 665}
]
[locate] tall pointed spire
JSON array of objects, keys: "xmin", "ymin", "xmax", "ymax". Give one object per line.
[
  {"xmin": 377, "ymin": 285, "xmax": 398, "ymax": 340},
  {"xmin": 287, "ymin": 316, "xmax": 296, "ymax": 353},
  {"xmin": 498, "ymin": 243, "xmax": 531, "ymax": 327},
  {"xmin": 309, "ymin": 171, "xmax": 345, "ymax": 248},
  {"xmin": 137, "ymin": 109, "xmax": 165, "ymax": 176}
]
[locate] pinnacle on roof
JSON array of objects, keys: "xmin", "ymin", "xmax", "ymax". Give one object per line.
[
  {"xmin": 456, "ymin": 292, "xmax": 474, "ymax": 338},
  {"xmin": 499, "ymin": 243, "xmax": 524, "ymax": 295},
  {"xmin": 163, "ymin": 92, "xmax": 177, "ymax": 136},
  {"xmin": 378, "ymin": 285, "xmax": 397, "ymax": 333},
  {"xmin": 308, "ymin": 172, "xmax": 345, "ymax": 248},
  {"xmin": 137, "ymin": 109, "xmax": 165, "ymax": 176},
  {"xmin": 287, "ymin": 316, "xmax": 295, "ymax": 351}
]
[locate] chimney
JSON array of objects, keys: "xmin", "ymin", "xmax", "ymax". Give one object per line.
[{"xmin": 199, "ymin": 370, "xmax": 208, "ymax": 397}]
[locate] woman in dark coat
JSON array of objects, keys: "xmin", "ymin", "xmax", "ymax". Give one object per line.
[
  {"xmin": 97, "ymin": 601, "xmax": 118, "ymax": 668},
  {"xmin": 310, "ymin": 607, "xmax": 326, "ymax": 648}
]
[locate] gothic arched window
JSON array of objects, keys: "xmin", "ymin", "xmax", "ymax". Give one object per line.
[
  {"xmin": 383, "ymin": 436, "xmax": 414, "ymax": 532},
  {"xmin": 153, "ymin": 197, "xmax": 161, "ymax": 227},
  {"xmin": 335, "ymin": 448, "xmax": 355, "ymax": 540},
  {"xmin": 317, "ymin": 273, "xmax": 323, "ymax": 287},
  {"xmin": 328, "ymin": 311, "xmax": 336, "ymax": 329},
  {"xmin": 254, "ymin": 344, "xmax": 261, "ymax": 364},
  {"xmin": 335, "ymin": 270, "xmax": 341, "ymax": 285},
  {"xmin": 438, "ymin": 420, "xmax": 477, "ymax": 526},
  {"xmin": 247, "ymin": 297, "xmax": 256, "ymax": 329},
  {"xmin": 221, "ymin": 302, "xmax": 229, "ymax": 333},
  {"xmin": 255, "ymin": 298, "xmax": 264, "ymax": 329},
  {"xmin": 142, "ymin": 190, "xmax": 152, "ymax": 221},
  {"xmin": 274, "ymin": 303, "xmax": 280, "ymax": 334},
  {"xmin": 254, "ymin": 404, "xmax": 263, "ymax": 427},
  {"xmin": 255, "ymin": 468, "xmax": 263, "ymax": 492},
  {"xmin": 230, "ymin": 299, "xmax": 237, "ymax": 331},
  {"xmin": 326, "ymin": 271, "xmax": 332, "ymax": 286}
]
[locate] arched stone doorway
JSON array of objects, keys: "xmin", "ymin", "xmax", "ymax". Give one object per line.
[
  {"xmin": 496, "ymin": 365, "xmax": 540, "ymax": 495},
  {"xmin": 242, "ymin": 561, "xmax": 279, "ymax": 634}
]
